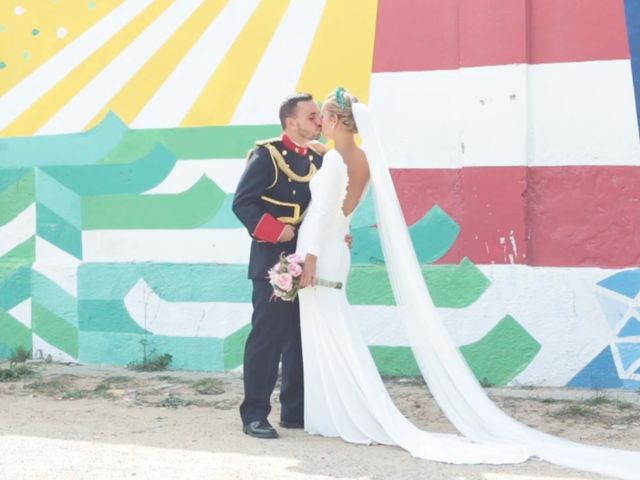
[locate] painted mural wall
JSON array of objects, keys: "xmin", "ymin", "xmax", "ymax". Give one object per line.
[{"xmin": 0, "ymin": 0, "xmax": 639, "ymax": 389}]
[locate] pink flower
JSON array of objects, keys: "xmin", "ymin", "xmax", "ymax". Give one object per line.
[
  {"xmin": 274, "ymin": 273, "xmax": 293, "ymax": 292},
  {"xmin": 288, "ymin": 262, "xmax": 302, "ymax": 277},
  {"xmin": 286, "ymin": 254, "xmax": 303, "ymax": 265}
]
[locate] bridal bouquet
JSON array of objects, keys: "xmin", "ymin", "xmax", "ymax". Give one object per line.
[{"xmin": 268, "ymin": 253, "xmax": 342, "ymax": 302}]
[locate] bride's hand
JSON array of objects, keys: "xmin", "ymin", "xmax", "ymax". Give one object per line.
[{"xmin": 300, "ymin": 255, "xmax": 317, "ymax": 288}]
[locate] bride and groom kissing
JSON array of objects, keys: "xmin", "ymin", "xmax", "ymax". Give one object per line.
[{"xmin": 231, "ymin": 89, "xmax": 640, "ymax": 478}]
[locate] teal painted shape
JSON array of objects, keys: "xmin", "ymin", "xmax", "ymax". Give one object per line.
[
  {"xmin": 201, "ymin": 194, "xmax": 243, "ymax": 228},
  {"xmin": 0, "ymin": 308, "xmax": 32, "ymax": 353},
  {"xmin": 78, "ymin": 300, "xmax": 148, "ymax": 334},
  {"xmin": 351, "ymin": 204, "xmax": 460, "ymax": 265},
  {"xmin": 351, "ymin": 188, "xmax": 376, "ymax": 229},
  {"xmin": 35, "ymin": 169, "xmax": 82, "ymax": 229},
  {"xmin": 32, "ymin": 301, "xmax": 78, "ymax": 357},
  {"xmin": 138, "ymin": 263, "xmax": 251, "ymax": 302},
  {"xmin": 41, "ymin": 144, "xmax": 176, "ymax": 195},
  {"xmin": 0, "ymin": 168, "xmax": 29, "ymax": 192},
  {"xmin": 410, "ymin": 205, "xmax": 460, "ymax": 263},
  {"xmin": 31, "ymin": 270, "xmax": 78, "ymax": 326},
  {"xmin": 616, "ymin": 343, "xmax": 640, "ymax": 370},
  {"xmin": 78, "ymin": 263, "xmax": 141, "ymax": 300},
  {"xmin": 100, "ymin": 123, "xmax": 282, "ymax": 164},
  {"xmin": 36, "ymin": 203, "xmax": 82, "ymax": 259},
  {"xmin": 78, "ymin": 331, "xmax": 224, "ymax": 371},
  {"xmin": 0, "ymin": 266, "xmax": 31, "ymax": 310},
  {"xmin": 0, "ymin": 343, "xmax": 13, "ymax": 359},
  {"xmin": 0, "ymin": 111, "xmax": 127, "ymax": 168}
]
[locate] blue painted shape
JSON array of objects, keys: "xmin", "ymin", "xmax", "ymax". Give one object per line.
[
  {"xmin": 619, "ymin": 317, "xmax": 640, "ymax": 337},
  {"xmin": 36, "ymin": 203, "xmax": 82, "ymax": 259},
  {"xmin": 615, "ymin": 342, "xmax": 640, "ymax": 371},
  {"xmin": 622, "ymin": 378, "xmax": 640, "ymax": 389},
  {"xmin": 31, "ymin": 270, "xmax": 78, "ymax": 326},
  {"xmin": 598, "ymin": 269, "xmax": 640, "ymax": 299},
  {"xmin": 624, "ymin": 0, "xmax": 640, "ymax": 132},
  {"xmin": 0, "ymin": 112, "xmax": 128, "ymax": 169},
  {"xmin": 596, "ymin": 292, "xmax": 631, "ymax": 330},
  {"xmin": 35, "ymin": 169, "xmax": 82, "ymax": 229},
  {"xmin": 78, "ymin": 263, "xmax": 141, "ymax": 300},
  {"xmin": 0, "ymin": 168, "xmax": 29, "ymax": 192},
  {"xmin": 201, "ymin": 194, "xmax": 243, "ymax": 228},
  {"xmin": 78, "ymin": 331, "xmax": 224, "ymax": 371},
  {"xmin": 0, "ymin": 266, "xmax": 31, "ymax": 310},
  {"xmin": 568, "ymin": 346, "xmax": 623, "ymax": 388}
]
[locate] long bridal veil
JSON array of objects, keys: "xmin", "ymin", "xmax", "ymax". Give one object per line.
[{"xmin": 352, "ymin": 103, "xmax": 640, "ymax": 480}]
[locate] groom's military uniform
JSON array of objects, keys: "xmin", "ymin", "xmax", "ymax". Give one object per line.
[{"xmin": 232, "ymin": 135, "xmax": 323, "ymax": 430}]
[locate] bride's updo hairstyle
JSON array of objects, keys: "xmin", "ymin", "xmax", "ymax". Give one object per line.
[{"xmin": 324, "ymin": 87, "xmax": 359, "ymax": 133}]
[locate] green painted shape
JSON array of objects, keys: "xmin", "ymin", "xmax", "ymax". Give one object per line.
[
  {"xmin": 411, "ymin": 205, "xmax": 460, "ymax": 263},
  {"xmin": 224, "ymin": 324, "xmax": 251, "ymax": 370},
  {"xmin": 0, "ymin": 111, "xmax": 127, "ymax": 168},
  {"xmin": 31, "ymin": 270, "xmax": 78, "ymax": 326},
  {"xmin": 0, "ymin": 308, "xmax": 32, "ymax": 353},
  {"xmin": 32, "ymin": 301, "xmax": 78, "ymax": 357},
  {"xmin": 369, "ymin": 346, "xmax": 420, "ymax": 377},
  {"xmin": 347, "ymin": 259, "xmax": 490, "ymax": 308},
  {"xmin": 100, "ymin": 123, "xmax": 281, "ymax": 164},
  {"xmin": 35, "ymin": 169, "xmax": 81, "ymax": 228},
  {"xmin": 201, "ymin": 194, "xmax": 243, "ymax": 228},
  {"xmin": 139, "ymin": 264, "xmax": 250, "ymax": 302},
  {"xmin": 36, "ymin": 203, "xmax": 82, "ymax": 259},
  {"xmin": 459, "ymin": 315, "xmax": 541, "ymax": 386},
  {"xmin": 0, "ymin": 236, "xmax": 35, "ymax": 282},
  {"xmin": 82, "ymin": 176, "xmax": 225, "ymax": 229},
  {"xmin": 0, "ymin": 266, "xmax": 31, "ymax": 310},
  {"xmin": 78, "ymin": 300, "xmax": 148, "ymax": 334},
  {"xmin": 0, "ymin": 168, "xmax": 29, "ymax": 192},
  {"xmin": 42, "ymin": 144, "xmax": 176, "ymax": 195},
  {"xmin": 78, "ymin": 263, "xmax": 141, "ymax": 299},
  {"xmin": 78, "ymin": 331, "xmax": 224, "ymax": 371},
  {"xmin": 0, "ymin": 170, "xmax": 35, "ymax": 225},
  {"xmin": 423, "ymin": 258, "xmax": 491, "ymax": 308},
  {"xmin": 351, "ymin": 204, "xmax": 460, "ymax": 265}
]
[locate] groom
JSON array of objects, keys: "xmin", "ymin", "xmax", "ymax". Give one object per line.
[{"xmin": 232, "ymin": 93, "xmax": 323, "ymax": 439}]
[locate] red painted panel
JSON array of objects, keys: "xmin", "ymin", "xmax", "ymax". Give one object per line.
[
  {"xmin": 373, "ymin": 0, "xmax": 630, "ymax": 73},
  {"xmin": 391, "ymin": 166, "xmax": 640, "ymax": 267}
]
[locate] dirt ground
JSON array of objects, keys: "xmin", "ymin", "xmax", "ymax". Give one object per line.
[{"xmin": 1, "ymin": 361, "xmax": 639, "ymax": 480}]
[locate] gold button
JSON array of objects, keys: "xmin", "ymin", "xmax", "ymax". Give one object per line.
[{"xmin": 282, "ymin": 150, "xmax": 288, "ymax": 155}]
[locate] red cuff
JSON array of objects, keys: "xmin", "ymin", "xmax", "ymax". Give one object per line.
[{"xmin": 253, "ymin": 214, "xmax": 286, "ymax": 243}]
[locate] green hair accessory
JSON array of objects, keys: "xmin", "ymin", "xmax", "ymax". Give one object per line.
[{"xmin": 334, "ymin": 86, "xmax": 347, "ymax": 109}]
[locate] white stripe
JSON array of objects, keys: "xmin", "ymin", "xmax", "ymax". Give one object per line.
[
  {"xmin": 32, "ymin": 334, "xmax": 77, "ymax": 363},
  {"xmin": 231, "ymin": 0, "xmax": 326, "ymax": 124},
  {"xmin": 82, "ymin": 229, "xmax": 250, "ymax": 263},
  {"xmin": 369, "ymin": 60, "xmax": 640, "ymax": 167},
  {"xmin": 131, "ymin": 0, "xmax": 261, "ymax": 128},
  {"xmin": 38, "ymin": 0, "xmax": 205, "ymax": 135},
  {"xmin": 0, "ymin": 0, "xmax": 154, "ymax": 131},
  {"xmin": 33, "ymin": 237, "xmax": 81, "ymax": 297},
  {"xmin": 143, "ymin": 159, "xmax": 245, "ymax": 194},
  {"xmin": 124, "ymin": 278, "xmax": 250, "ymax": 337},
  {"xmin": 8, "ymin": 299, "xmax": 32, "ymax": 329},
  {"xmin": 0, "ymin": 205, "xmax": 35, "ymax": 257}
]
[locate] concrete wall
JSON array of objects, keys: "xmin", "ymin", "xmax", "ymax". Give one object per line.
[{"xmin": 1, "ymin": 0, "xmax": 639, "ymax": 388}]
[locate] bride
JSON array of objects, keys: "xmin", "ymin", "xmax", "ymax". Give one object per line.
[{"xmin": 294, "ymin": 88, "xmax": 640, "ymax": 478}]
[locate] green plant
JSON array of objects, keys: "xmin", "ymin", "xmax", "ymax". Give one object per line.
[
  {"xmin": 0, "ymin": 365, "xmax": 33, "ymax": 382},
  {"xmin": 193, "ymin": 378, "xmax": 224, "ymax": 395},
  {"xmin": 160, "ymin": 394, "xmax": 193, "ymax": 408},
  {"xmin": 127, "ymin": 351, "xmax": 173, "ymax": 372},
  {"xmin": 9, "ymin": 347, "xmax": 31, "ymax": 363}
]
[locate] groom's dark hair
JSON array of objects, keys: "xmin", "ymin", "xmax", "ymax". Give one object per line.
[{"xmin": 279, "ymin": 93, "xmax": 314, "ymax": 129}]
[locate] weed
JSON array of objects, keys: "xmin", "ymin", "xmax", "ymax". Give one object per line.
[
  {"xmin": 160, "ymin": 394, "xmax": 193, "ymax": 408},
  {"xmin": 541, "ymin": 398, "xmax": 558, "ymax": 404},
  {"xmin": 193, "ymin": 378, "xmax": 224, "ymax": 395},
  {"xmin": 551, "ymin": 405, "xmax": 595, "ymax": 419},
  {"xmin": 584, "ymin": 394, "xmax": 611, "ymax": 406},
  {"xmin": 0, "ymin": 365, "xmax": 34, "ymax": 382},
  {"xmin": 127, "ymin": 352, "xmax": 172, "ymax": 372},
  {"xmin": 9, "ymin": 347, "xmax": 31, "ymax": 363},
  {"xmin": 615, "ymin": 401, "xmax": 634, "ymax": 411},
  {"xmin": 480, "ymin": 377, "xmax": 494, "ymax": 388}
]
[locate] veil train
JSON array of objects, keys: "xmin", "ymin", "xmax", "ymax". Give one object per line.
[{"xmin": 352, "ymin": 102, "xmax": 640, "ymax": 480}]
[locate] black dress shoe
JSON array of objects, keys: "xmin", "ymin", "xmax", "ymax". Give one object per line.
[
  {"xmin": 243, "ymin": 420, "xmax": 278, "ymax": 439},
  {"xmin": 279, "ymin": 420, "xmax": 304, "ymax": 429}
]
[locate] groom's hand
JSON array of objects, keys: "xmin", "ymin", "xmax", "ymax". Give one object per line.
[
  {"xmin": 344, "ymin": 234, "xmax": 353, "ymax": 249},
  {"xmin": 278, "ymin": 225, "xmax": 296, "ymax": 243}
]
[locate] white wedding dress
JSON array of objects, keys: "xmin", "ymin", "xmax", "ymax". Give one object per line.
[
  {"xmin": 296, "ymin": 149, "xmax": 529, "ymax": 464},
  {"xmin": 294, "ymin": 104, "xmax": 640, "ymax": 479}
]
